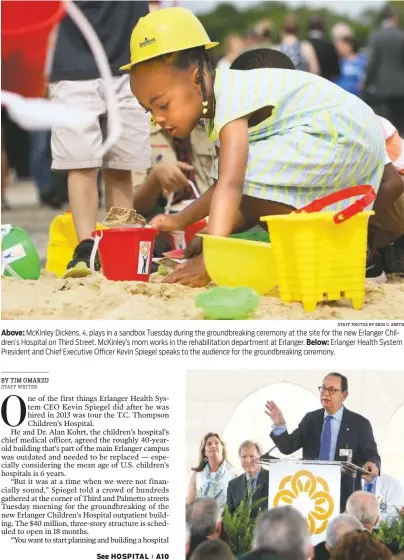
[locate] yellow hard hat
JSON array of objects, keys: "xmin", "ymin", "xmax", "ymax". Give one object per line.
[{"xmin": 120, "ymin": 7, "xmax": 219, "ymax": 71}]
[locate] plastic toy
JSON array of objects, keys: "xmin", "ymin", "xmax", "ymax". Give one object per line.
[
  {"xmin": 163, "ymin": 248, "xmax": 186, "ymax": 259},
  {"xmin": 46, "ymin": 212, "xmax": 106, "ymax": 277},
  {"xmin": 92, "ymin": 227, "xmax": 159, "ymax": 282},
  {"xmin": 261, "ymin": 185, "xmax": 376, "ymax": 312},
  {"xmin": 230, "ymin": 231, "xmax": 270, "ymax": 243},
  {"xmin": 2, "ymin": 1, "xmax": 122, "ymax": 153},
  {"xmin": 165, "ymin": 180, "xmax": 208, "ymax": 250},
  {"xmin": 195, "ymin": 287, "xmax": 260, "ymax": 319},
  {"xmin": 1, "ymin": 1, "xmax": 65, "ymax": 98},
  {"xmin": 199, "ymin": 234, "xmax": 277, "ymax": 295},
  {"xmin": 1, "ymin": 225, "xmax": 41, "ymax": 280}
]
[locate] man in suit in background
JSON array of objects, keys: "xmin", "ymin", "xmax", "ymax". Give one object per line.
[
  {"xmin": 186, "ymin": 497, "xmax": 221, "ymax": 560},
  {"xmin": 364, "ymin": 5, "xmax": 404, "ymax": 135},
  {"xmin": 346, "ymin": 491, "xmax": 380, "ymax": 531},
  {"xmin": 361, "ymin": 472, "xmax": 404, "ymax": 524},
  {"xmin": 240, "ymin": 507, "xmax": 313, "ymax": 560},
  {"xmin": 266, "ymin": 372, "xmax": 381, "ymax": 512},
  {"xmin": 314, "ymin": 513, "xmax": 363, "ymax": 560},
  {"xmin": 347, "ymin": 489, "xmax": 401, "ymax": 555},
  {"xmin": 227, "ymin": 440, "xmax": 269, "ymax": 518}
]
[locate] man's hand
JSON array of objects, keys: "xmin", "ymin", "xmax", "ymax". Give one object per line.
[
  {"xmin": 362, "ymin": 461, "xmax": 379, "ymax": 482},
  {"xmin": 164, "ymin": 254, "xmax": 210, "ymax": 287},
  {"xmin": 152, "ymin": 161, "xmax": 194, "ymax": 193},
  {"xmin": 265, "ymin": 401, "xmax": 286, "ymax": 426}
]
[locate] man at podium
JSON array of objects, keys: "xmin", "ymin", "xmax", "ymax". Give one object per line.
[{"xmin": 266, "ymin": 372, "xmax": 381, "ymax": 512}]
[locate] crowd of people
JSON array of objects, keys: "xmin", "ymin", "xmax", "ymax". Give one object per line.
[
  {"xmin": 215, "ymin": 5, "xmax": 404, "ymax": 126},
  {"xmin": 186, "ymin": 499, "xmax": 404, "ymax": 559},
  {"xmin": 2, "ymin": 1, "xmax": 404, "ymax": 284},
  {"xmin": 185, "ymin": 376, "xmax": 404, "ymax": 559}
]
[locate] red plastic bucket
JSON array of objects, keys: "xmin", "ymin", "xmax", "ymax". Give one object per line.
[
  {"xmin": 1, "ymin": 1, "xmax": 65, "ymax": 97},
  {"xmin": 169, "ymin": 219, "xmax": 208, "ymax": 250},
  {"xmin": 93, "ymin": 228, "xmax": 159, "ymax": 282}
]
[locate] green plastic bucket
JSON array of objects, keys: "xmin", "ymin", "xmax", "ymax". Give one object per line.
[
  {"xmin": 230, "ymin": 230, "xmax": 270, "ymax": 243},
  {"xmin": 1, "ymin": 225, "xmax": 41, "ymax": 280}
]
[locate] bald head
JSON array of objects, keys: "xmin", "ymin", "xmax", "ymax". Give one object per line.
[
  {"xmin": 254, "ymin": 507, "xmax": 312, "ymax": 560},
  {"xmin": 346, "ymin": 491, "xmax": 380, "ymax": 530},
  {"xmin": 325, "ymin": 514, "xmax": 363, "ymax": 549}
]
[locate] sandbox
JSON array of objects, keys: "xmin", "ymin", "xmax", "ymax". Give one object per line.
[{"xmin": 2, "ymin": 273, "xmax": 403, "ymax": 320}]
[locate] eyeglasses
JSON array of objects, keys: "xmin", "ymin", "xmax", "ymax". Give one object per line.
[{"xmin": 318, "ymin": 386, "xmax": 343, "ymax": 395}]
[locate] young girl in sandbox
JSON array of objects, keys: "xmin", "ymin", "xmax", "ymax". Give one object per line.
[{"xmin": 121, "ymin": 7, "xmax": 395, "ymax": 287}]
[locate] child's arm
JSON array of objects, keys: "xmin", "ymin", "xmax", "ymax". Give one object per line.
[
  {"xmin": 183, "ymin": 208, "xmax": 256, "ymax": 259},
  {"xmin": 149, "ymin": 185, "xmax": 214, "ymax": 231},
  {"xmin": 175, "ymin": 186, "xmax": 214, "ymax": 225},
  {"xmin": 368, "ymin": 163, "xmax": 404, "ymax": 252},
  {"xmin": 208, "ymin": 118, "xmax": 249, "ymax": 237},
  {"xmin": 373, "ymin": 163, "xmax": 404, "ymax": 215},
  {"xmin": 132, "ymin": 171, "xmax": 163, "ymax": 216}
]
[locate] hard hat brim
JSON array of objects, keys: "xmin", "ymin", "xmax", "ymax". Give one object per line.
[{"xmin": 119, "ymin": 41, "xmax": 219, "ymax": 71}]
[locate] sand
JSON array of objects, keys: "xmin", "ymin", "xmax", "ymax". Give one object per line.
[
  {"xmin": 2, "ymin": 272, "xmax": 404, "ymax": 320},
  {"xmin": 102, "ymin": 207, "xmax": 146, "ymax": 228}
]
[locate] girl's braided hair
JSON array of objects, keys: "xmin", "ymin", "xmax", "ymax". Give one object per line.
[{"xmin": 160, "ymin": 46, "xmax": 213, "ymax": 107}]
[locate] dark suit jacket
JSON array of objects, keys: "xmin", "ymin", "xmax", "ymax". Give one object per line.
[
  {"xmin": 314, "ymin": 540, "xmax": 330, "ymax": 560},
  {"xmin": 365, "ymin": 26, "xmax": 404, "ymax": 98},
  {"xmin": 186, "ymin": 535, "xmax": 207, "ymax": 560},
  {"xmin": 270, "ymin": 407, "xmax": 381, "ymax": 512},
  {"xmin": 227, "ymin": 469, "xmax": 269, "ymax": 518},
  {"xmin": 239, "ymin": 550, "xmax": 279, "ymax": 560},
  {"xmin": 312, "ymin": 532, "xmax": 399, "ymax": 559}
]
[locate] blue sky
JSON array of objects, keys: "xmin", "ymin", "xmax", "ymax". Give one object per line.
[{"xmin": 168, "ymin": 1, "xmax": 386, "ymax": 17}]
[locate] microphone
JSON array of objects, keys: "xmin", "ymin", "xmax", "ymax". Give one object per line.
[{"xmin": 260, "ymin": 445, "xmax": 279, "ymax": 462}]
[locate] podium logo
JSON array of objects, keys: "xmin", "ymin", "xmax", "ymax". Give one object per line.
[{"xmin": 273, "ymin": 469, "xmax": 334, "ymax": 535}]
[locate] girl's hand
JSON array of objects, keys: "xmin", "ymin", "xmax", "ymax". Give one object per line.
[
  {"xmin": 164, "ymin": 255, "xmax": 210, "ymax": 287},
  {"xmin": 183, "ymin": 234, "xmax": 205, "ymax": 259},
  {"xmin": 149, "ymin": 213, "xmax": 184, "ymax": 232}
]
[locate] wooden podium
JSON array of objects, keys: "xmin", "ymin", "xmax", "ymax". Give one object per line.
[{"xmin": 264, "ymin": 459, "xmax": 341, "ymax": 546}]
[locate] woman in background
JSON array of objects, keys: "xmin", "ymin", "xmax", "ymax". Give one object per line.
[
  {"xmin": 216, "ymin": 34, "xmax": 244, "ymax": 71},
  {"xmin": 334, "ymin": 35, "xmax": 367, "ymax": 97},
  {"xmin": 278, "ymin": 14, "xmax": 315, "ymax": 72},
  {"xmin": 187, "ymin": 433, "xmax": 239, "ymax": 511},
  {"xmin": 306, "ymin": 15, "xmax": 340, "ymax": 81}
]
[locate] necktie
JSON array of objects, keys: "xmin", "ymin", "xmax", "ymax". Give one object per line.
[
  {"xmin": 319, "ymin": 416, "xmax": 332, "ymax": 461},
  {"xmin": 365, "ymin": 482, "xmax": 374, "ymax": 493},
  {"xmin": 246, "ymin": 477, "xmax": 253, "ymax": 505}
]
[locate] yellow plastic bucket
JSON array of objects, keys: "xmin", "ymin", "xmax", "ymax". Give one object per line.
[
  {"xmin": 261, "ymin": 186, "xmax": 376, "ymax": 312},
  {"xmin": 200, "ymin": 234, "xmax": 277, "ymax": 295},
  {"xmin": 46, "ymin": 212, "xmax": 107, "ymax": 277}
]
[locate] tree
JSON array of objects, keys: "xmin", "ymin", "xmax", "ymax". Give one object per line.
[{"xmin": 195, "ymin": 0, "xmax": 385, "ymax": 55}]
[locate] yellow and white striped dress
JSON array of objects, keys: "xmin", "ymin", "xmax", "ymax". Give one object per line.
[{"xmin": 207, "ymin": 68, "xmax": 386, "ymax": 211}]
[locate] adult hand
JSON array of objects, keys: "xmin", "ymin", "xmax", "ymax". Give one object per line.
[
  {"xmin": 164, "ymin": 254, "xmax": 211, "ymax": 288},
  {"xmin": 265, "ymin": 401, "xmax": 286, "ymax": 426},
  {"xmin": 152, "ymin": 161, "xmax": 194, "ymax": 193},
  {"xmin": 362, "ymin": 461, "xmax": 379, "ymax": 482},
  {"xmin": 149, "ymin": 213, "xmax": 184, "ymax": 232}
]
